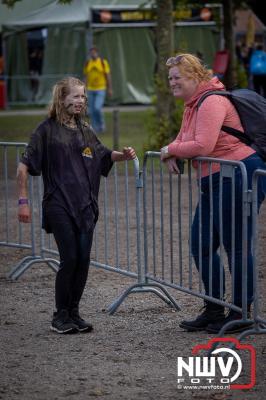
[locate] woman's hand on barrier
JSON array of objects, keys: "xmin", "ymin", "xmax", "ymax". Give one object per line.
[
  {"xmin": 18, "ymin": 204, "xmax": 31, "ymax": 223},
  {"xmin": 165, "ymin": 157, "xmax": 181, "ymax": 174}
]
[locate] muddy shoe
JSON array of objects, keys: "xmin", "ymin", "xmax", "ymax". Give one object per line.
[
  {"xmin": 50, "ymin": 309, "xmax": 78, "ymax": 334},
  {"xmin": 179, "ymin": 302, "xmax": 225, "ymax": 332},
  {"xmin": 206, "ymin": 310, "xmax": 253, "ymax": 334},
  {"xmin": 70, "ymin": 308, "xmax": 93, "ymax": 333}
]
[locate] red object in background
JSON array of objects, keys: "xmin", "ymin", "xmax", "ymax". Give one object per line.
[
  {"xmin": 212, "ymin": 50, "xmax": 230, "ymax": 75},
  {"xmin": 0, "ymin": 80, "xmax": 6, "ymax": 109}
]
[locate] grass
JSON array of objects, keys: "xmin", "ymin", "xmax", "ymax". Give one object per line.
[
  {"xmin": 0, "ymin": 110, "xmax": 155, "ymax": 162},
  {"xmin": 0, "ymin": 109, "xmax": 165, "ymax": 176}
]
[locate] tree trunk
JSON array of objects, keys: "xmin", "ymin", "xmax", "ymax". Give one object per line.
[
  {"xmin": 222, "ymin": 0, "xmax": 237, "ymax": 89},
  {"xmin": 156, "ymin": 0, "xmax": 174, "ymax": 118}
]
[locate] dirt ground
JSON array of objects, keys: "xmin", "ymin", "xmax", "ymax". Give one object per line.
[
  {"xmin": 1, "ymin": 172, "xmax": 266, "ymax": 400},
  {"xmin": 1, "ymin": 247, "xmax": 266, "ymax": 400}
]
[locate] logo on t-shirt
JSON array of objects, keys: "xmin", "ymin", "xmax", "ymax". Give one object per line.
[{"xmin": 82, "ymin": 147, "xmax": 93, "ymax": 158}]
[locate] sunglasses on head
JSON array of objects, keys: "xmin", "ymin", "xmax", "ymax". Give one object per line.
[{"xmin": 166, "ymin": 55, "xmax": 183, "ymax": 67}]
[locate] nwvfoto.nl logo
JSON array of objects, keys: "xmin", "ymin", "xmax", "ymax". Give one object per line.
[{"xmin": 177, "ymin": 337, "xmax": 256, "ymax": 390}]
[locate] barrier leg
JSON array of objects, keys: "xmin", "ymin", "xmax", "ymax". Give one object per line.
[
  {"xmin": 8, "ymin": 255, "xmax": 42, "ymax": 279},
  {"xmin": 107, "ymin": 282, "xmax": 181, "ymax": 315},
  {"xmin": 8, "ymin": 257, "xmax": 59, "ymax": 280}
]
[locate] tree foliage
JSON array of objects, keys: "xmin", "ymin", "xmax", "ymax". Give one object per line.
[
  {"xmin": 151, "ymin": 0, "xmax": 252, "ymax": 148},
  {"xmin": 1, "ymin": 0, "xmax": 71, "ymax": 6}
]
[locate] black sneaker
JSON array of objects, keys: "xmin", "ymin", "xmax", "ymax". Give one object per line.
[
  {"xmin": 50, "ymin": 309, "xmax": 78, "ymax": 334},
  {"xmin": 70, "ymin": 308, "xmax": 93, "ymax": 333},
  {"xmin": 179, "ymin": 303, "xmax": 225, "ymax": 332},
  {"xmin": 206, "ymin": 310, "xmax": 253, "ymax": 334}
]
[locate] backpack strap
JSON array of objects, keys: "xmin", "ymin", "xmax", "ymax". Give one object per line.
[
  {"xmin": 220, "ymin": 125, "xmax": 252, "ymax": 145},
  {"xmin": 197, "ymin": 90, "xmax": 253, "ymax": 146},
  {"xmin": 196, "ymin": 90, "xmax": 231, "ymax": 109}
]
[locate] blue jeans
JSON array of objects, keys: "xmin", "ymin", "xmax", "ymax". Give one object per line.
[
  {"xmin": 191, "ymin": 153, "xmax": 266, "ymax": 306},
  {"xmin": 87, "ymin": 89, "xmax": 106, "ymax": 133}
]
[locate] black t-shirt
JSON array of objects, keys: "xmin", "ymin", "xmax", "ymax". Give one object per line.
[{"xmin": 21, "ymin": 118, "xmax": 113, "ymax": 233}]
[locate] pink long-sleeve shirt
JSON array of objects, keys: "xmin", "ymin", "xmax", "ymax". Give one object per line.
[{"xmin": 167, "ymin": 77, "xmax": 255, "ymax": 177}]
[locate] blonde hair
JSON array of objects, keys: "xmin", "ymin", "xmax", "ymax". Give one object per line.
[
  {"xmin": 48, "ymin": 77, "xmax": 87, "ymax": 125},
  {"xmin": 166, "ymin": 53, "xmax": 212, "ymax": 82}
]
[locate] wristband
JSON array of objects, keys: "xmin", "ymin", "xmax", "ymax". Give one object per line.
[
  {"xmin": 18, "ymin": 198, "xmax": 29, "ymax": 206},
  {"xmin": 161, "ymin": 146, "xmax": 169, "ymax": 156}
]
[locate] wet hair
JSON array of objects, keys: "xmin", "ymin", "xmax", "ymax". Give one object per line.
[
  {"xmin": 166, "ymin": 53, "xmax": 212, "ymax": 82},
  {"xmin": 48, "ymin": 76, "xmax": 87, "ymax": 125}
]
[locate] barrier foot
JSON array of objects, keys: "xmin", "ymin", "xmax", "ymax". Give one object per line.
[
  {"xmin": 46, "ymin": 260, "xmax": 59, "ymax": 273},
  {"xmin": 8, "ymin": 255, "xmax": 42, "ymax": 279},
  {"xmin": 107, "ymin": 282, "xmax": 181, "ymax": 315},
  {"xmin": 214, "ymin": 318, "xmax": 255, "ymax": 341},
  {"xmin": 8, "ymin": 257, "xmax": 59, "ymax": 280},
  {"xmin": 206, "ymin": 318, "xmax": 257, "ymax": 356},
  {"xmin": 236, "ymin": 322, "xmax": 266, "ymax": 342}
]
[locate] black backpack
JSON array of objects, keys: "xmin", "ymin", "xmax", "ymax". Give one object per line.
[{"xmin": 197, "ymin": 88, "xmax": 266, "ymax": 160}]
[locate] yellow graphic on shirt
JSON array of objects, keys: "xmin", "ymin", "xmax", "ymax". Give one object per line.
[{"xmin": 82, "ymin": 147, "xmax": 93, "ymax": 158}]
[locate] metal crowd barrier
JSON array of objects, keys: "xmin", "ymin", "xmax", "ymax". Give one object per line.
[
  {"xmin": 0, "ymin": 142, "xmax": 33, "ymax": 250},
  {"xmin": 1, "ymin": 142, "xmax": 265, "ymax": 339},
  {"xmin": 0, "ymin": 143, "xmax": 41, "ymax": 277},
  {"xmin": 242, "ymin": 169, "xmax": 266, "ymax": 339},
  {"xmin": 6, "ymin": 157, "xmax": 143, "ymax": 286},
  {"xmin": 142, "ymin": 152, "xmax": 254, "ymax": 338},
  {"xmin": 35, "ymin": 156, "xmax": 179, "ymax": 314},
  {"xmin": 0, "ymin": 142, "xmax": 59, "ymax": 279},
  {"xmin": 37, "ymin": 160, "xmax": 143, "ymax": 287},
  {"xmin": 105, "ymin": 160, "xmax": 180, "ymax": 314}
]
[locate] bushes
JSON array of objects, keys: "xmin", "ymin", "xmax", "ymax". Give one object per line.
[
  {"xmin": 144, "ymin": 98, "xmax": 184, "ymax": 152},
  {"xmin": 236, "ymin": 62, "xmax": 248, "ymax": 88}
]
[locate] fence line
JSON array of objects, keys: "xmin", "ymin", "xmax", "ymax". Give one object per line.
[
  {"xmin": 1, "ymin": 142, "xmax": 265, "ymax": 340},
  {"xmin": 141, "ymin": 152, "xmax": 258, "ymax": 340},
  {"xmin": 0, "ymin": 142, "xmax": 52, "ymax": 278},
  {"xmin": 0, "ymin": 142, "xmax": 145, "ymax": 287},
  {"xmin": 142, "ymin": 153, "xmax": 249, "ymax": 308},
  {"xmin": 246, "ymin": 169, "xmax": 266, "ymax": 339}
]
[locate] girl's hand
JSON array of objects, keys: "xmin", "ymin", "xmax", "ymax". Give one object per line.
[
  {"xmin": 18, "ymin": 204, "xmax": 31, "ymax": 223},
  {"xmin": 123, "ymin": 147, "xmax": 136, "ymax": 160}
]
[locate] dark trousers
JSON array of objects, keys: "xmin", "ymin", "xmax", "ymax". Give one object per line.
[
  {"xmin": 46, "ymin": 210, "xmax": 94, "ymax": 311},
  {"xmin": 191, "ymin": 153, "xmax": 266, "ymax": 307}
]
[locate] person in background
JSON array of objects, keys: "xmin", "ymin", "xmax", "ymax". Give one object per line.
[
  {"xmin": 249, "ymin": 43, "xmax": 266, "ymax": 97},
  {"xmin": 83, "ymin": 46, "xmax": 113, "ymax": 134},
  {"xmin": 0, "ymin": 55, "xmax": 4, "ymax": 76},
  {"xmin": 29, "ymin": 48, "xmax": 43, "ymax": 100},
  {"xmin": 160, "ymin": 53, "xmax": 266, "ymax": 334},
  {"xmin": 17, "ymin": 77, "xmax": 136, "ymax": 334},
  {"xmin": 235, "ymin": 41, "xmax": 253, "ymax": 83}
]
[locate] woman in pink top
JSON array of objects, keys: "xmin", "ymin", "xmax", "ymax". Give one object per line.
[{"xmin": 160, "ymin": 53, "xmax": 266, "ymax": 334}]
